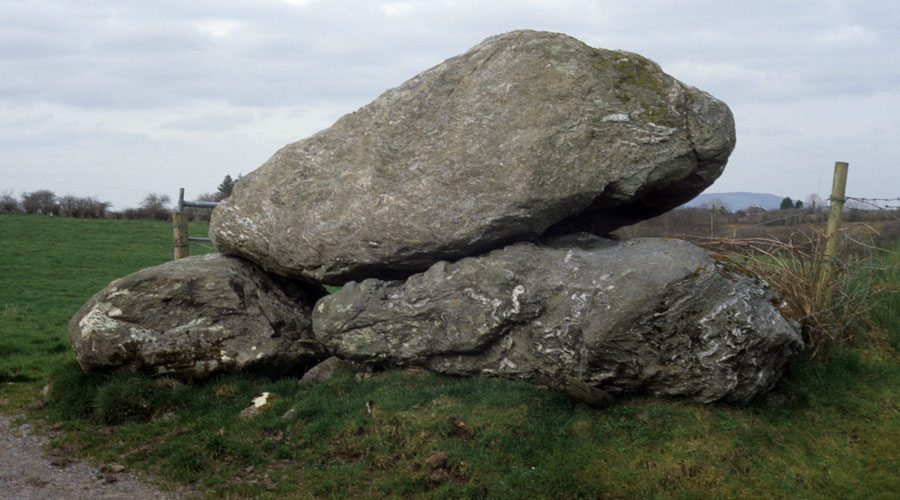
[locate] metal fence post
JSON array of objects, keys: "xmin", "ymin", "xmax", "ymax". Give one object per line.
[{"xmin": 172, "ymin": 188, "xmax": 219, "ymax": 259}]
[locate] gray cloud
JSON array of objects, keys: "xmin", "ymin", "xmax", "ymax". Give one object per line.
[{"xmin": 1, "ymin": 0, "xmax": 898, "ymax": 210}]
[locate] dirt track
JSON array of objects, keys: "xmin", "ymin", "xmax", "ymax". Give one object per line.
[{"xmin": 0, "ymin": 412, "xmax": 194, "ymax": 500}]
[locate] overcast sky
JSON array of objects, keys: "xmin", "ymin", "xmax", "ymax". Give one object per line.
[{"xmin": 2, "ymin": 0, "xmax": 898, "ymax": 210}]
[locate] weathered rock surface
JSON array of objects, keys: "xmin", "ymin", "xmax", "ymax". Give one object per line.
[
  {"xmin": 211, "ymin": 30, "xmax": 735, "ymax": 284},
  {"xmin": 299, "ymin": 356, "xmax": 348, "ymax": 385},
  {"xmin": 68, "ymin": 254, "xmax": 327, "ymax": 378},
  {"xmin": 313, "ymin": 236, "xmax": 804, "ymax": 403}
]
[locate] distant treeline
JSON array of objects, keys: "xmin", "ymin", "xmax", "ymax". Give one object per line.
[
  {"xmin": 615, "ymin": 201, "xmax": 900, "ymax": 247},
  {"xmin": 5, "ymin": 179, "xmax": 898, "ymax": 246},
  {"xmin": 0, "ymin": 175, "xmax": 237, "ymax": 222}
]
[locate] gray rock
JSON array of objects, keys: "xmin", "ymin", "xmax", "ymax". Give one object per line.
[
  {"xmin": 559, "ymin": 375, "xmax": 616, "ymax": 408},
  {"xmin": 211, "ymin": 30, "xmax": 735, "ymax": 284},
  {"xmin": 313, "ymin": 236, "xmax": 804, "ymax": 403},
  {"xmin": 68, "ymin": 254, "xmax": 326, "ymax": 378},
  {"xmin": 299, "ymin": 356, "xmax": 347, "ymax": 385}
]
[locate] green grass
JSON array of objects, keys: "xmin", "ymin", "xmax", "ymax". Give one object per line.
[
  {"xmin": 2, "ymin": 213, "xmax": 900, "ymax": 499},
  {"xmin": 0, "ymin": 213, "xmax": 212, "ymax": 404},
  {"xmin": 865, "ymin": 242, "xmax": 900, "ymax": 351}
]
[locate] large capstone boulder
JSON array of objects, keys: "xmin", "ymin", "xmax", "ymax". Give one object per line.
[
  {"xmin": 68, "ymin": 254, "xmax": 327, "ymax": 378},
  {"xmin": 313, "ymin": 235, "xmax": 804, "ymax": 403},
  {"xmin": 211, "ymin": 30, "xmax": 735, "ymax": 284}
]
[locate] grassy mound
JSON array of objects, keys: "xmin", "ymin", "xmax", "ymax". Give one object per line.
[{"xmin": 2, "ymin": 213, "xmax": 899, "ymax": 499}]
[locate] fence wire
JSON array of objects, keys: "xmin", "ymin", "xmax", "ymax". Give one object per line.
[
  {"xmin": 844, "ymin": 196, "xmax": 900, "ymax": 220},
  {"xmin": 189, "ymin": 240, "xmax": 216, "ymax": 252},
  {"xmin": 682, "ymin": 200, "xmax": 898, "ymax": 356},
  {"xmin": 168, "ymin": 191, "xmax": 899, "ymax": 348},
  {"xmin": 753, "ymin": 213, "xmax": 809, "ymax": 227}
]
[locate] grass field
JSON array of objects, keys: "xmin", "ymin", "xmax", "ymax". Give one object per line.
[
  {"xmin": 0, "ymin": 214, "xmax": 212, "ymax": 402},
  {"xmin": 2, "ymin": 213, "xmax": 899, "ymax": 499}
]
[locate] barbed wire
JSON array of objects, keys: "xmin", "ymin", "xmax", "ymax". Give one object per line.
[
  {"xmin": 682, "ymin": 230, "xmax": 898, "ymax": 354},
  {"xmin": 688, "ymin": 236, "xmax": 900, "ymax": 271},
  {"xmin": 802, "ymin": 239, "xmax": 900, "ymax": 339},
  {"xmin": 802, "ymin": 280, "xmax": 871, "ymax": 339},
  {"xmin": 752, "ymin": 213, "xmax": 809, "ymax": 226},
  {"xmin": 843, "ymin": 196, "xmax": 900, "ymax": 219},
  {"xmin": 844, "ymin": 196, "xmax": 900, "ymax": 203},
  {"xmin": 744, "ymin": 195, "xmax": 898, "ymax": 226}
]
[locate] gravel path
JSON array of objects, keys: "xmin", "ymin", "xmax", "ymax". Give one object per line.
[{"xmin": 0, "ymin": 412, "xmax": 195, "ymax": 500}]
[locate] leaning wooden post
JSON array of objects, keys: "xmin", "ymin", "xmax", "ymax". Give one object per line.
[
  {"xmin": 173, "ymin": 187, "xmax": 189, "ymax": 260},
  {"xmin": 815, "ymin": 161, "xmax": 849, "ymax": 307}
]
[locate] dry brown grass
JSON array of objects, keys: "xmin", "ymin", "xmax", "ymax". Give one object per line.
[{"xmin": 685, "ymin": 229, "xmax": 888, "ymax": 357}]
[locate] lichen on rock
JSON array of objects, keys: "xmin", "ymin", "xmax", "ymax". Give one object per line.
[
  {"xmin": 210, "ymin": 29, "xmax": 735, "ymax": 284},
  {"xmin": 68, "ymin": 254, "xmax": 327, "ymax": 378},
  {"xmin": 313, "ymin": 235, "xmax": 804, "ymax": 403}
]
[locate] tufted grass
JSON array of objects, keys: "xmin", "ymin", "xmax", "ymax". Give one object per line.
[
  {"xmin": 2, "ymin": 212, "xmax": 900, "ymax": 499},
  {"xmin": 867, "ymin": 241, "xmax": 900, "ymax": 352}
]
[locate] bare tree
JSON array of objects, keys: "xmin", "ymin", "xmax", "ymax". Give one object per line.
[
  {"xmin": 0, "ymin": 190, "xmax": 20, "ymax": 212},
  {"xmin": 58, "ymin": 194, "xmax": 78, "ymax": 216},
  {"xmin": 59, "ymin": 194, "xmax": 110, "ymax": 218},
  {"xmin": 139, "ymin": 193, "xmax": 172, "ymax": 220},
  {"xmin": 804, "ymin": 193, "xmax": 825, "ymax": 212},
  {"xmin": 701, "ymin": 198, "xmax": 730, "ymax": 215},
  {"xmin": 21, "ymin": 190, "xmax": 59, "ymax": 215}
]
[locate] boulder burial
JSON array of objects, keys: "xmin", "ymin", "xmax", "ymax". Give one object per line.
[{"xmin": 211, "ymin": 30, "xmax": 735, "ymax": 284}]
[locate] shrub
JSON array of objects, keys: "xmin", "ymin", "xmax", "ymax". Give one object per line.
[
  {"xmin": 57, "ymin": 194, "xmax": 111, "ymax": 218},
  {"xmin": 21, "ymin": 189, "xmax": 59, "ymax": 215},
  {"xmin": 0, "ymin": 189, "xmax": 20, "ymax": 212}
]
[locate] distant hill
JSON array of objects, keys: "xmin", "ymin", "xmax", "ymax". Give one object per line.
[{"xmin": 683, "ymin": 192, "xmax": 786, "ymax": 211}]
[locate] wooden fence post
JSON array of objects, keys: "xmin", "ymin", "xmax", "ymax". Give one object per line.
[
  {"xmin": 173, "ymin": 212, "xmax": 189, "ymax": 259},
  {"xmin": 815, "ymin": 161, "xmax": 849, "ymax": 307},
  {"xmin": 173, "ymin": 188, "xmax": 189, "ymax": 259}
]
